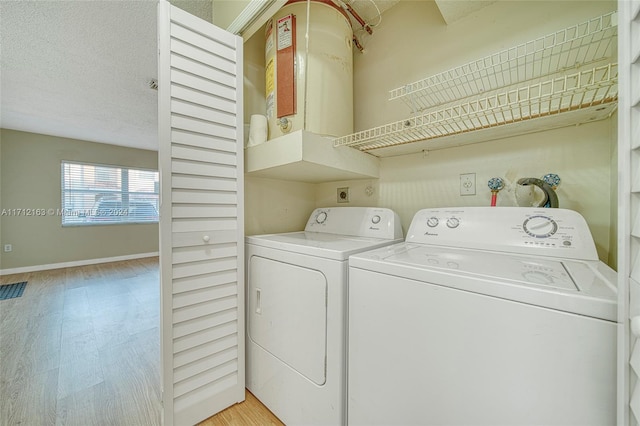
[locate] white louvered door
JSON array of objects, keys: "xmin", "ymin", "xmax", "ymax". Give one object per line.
[
  {"xmin": 619, "ymin": 1, "xmax": 640, "ymax": 425},
  {"xmin": 157, "ymin": 2, "xmax": 245, "ymax": 425}
]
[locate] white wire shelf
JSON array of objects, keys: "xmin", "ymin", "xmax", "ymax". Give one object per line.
[
  {"xmin": 334, "ymin": 63, "xmax": 618, "ymax": 153},
  {"xmin": 389, "ymin": 12, "xmax": 618, "ymax": 112}
]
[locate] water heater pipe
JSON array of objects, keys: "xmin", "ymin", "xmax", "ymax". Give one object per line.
[
  {"xmin": 353, "ymin": 35, "xmax": 364, "ymax": 52},
  {"xmin": 345, "ymin": 2, "xmax": 373, "ymax": 34}
]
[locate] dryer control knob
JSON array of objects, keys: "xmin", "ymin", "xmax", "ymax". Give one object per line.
[
  {"xmin": 446, "ymin": 217, "xmax": 460, "ymax": 228},
  {"xmin": 372, "ymin": 215, "xmax": 381, "ymax": 224},
  {"xmin": 316, "ymin": 211, "xmax": 328, "ymax": 224}
]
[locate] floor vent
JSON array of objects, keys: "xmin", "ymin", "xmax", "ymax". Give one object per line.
[{"xmin": 0, "ymin": 281, "xmax": 27, "ymax": 300}]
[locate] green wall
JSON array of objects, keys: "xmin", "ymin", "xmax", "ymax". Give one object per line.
[{"xmin": 0, "ymin": 129, "xmax": 159, "ymax": 271}]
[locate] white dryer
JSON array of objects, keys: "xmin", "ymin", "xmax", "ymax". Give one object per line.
[
  {"xmin": 246, "ymin": 207, "xmax": 403, "ymax": 425},
  {"xmin": 348, "ymin": 207, "xmax": 617, "ymax": 426}
]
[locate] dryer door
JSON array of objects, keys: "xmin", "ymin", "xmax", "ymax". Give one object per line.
[{"xmin": 248, "ymin": 256, "xmax": 327, "ymax": 384}]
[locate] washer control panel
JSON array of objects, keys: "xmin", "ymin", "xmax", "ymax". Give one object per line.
[
  {"xmin": 405, "ymin": 207, "xmax": 598, "ymax": 260},
  {"xmin": 305, "ymin": 207, "xmax": 403, "ymax": 240}
]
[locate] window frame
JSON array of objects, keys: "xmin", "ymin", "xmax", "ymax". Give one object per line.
[{"xmin": 60, "ymin": 160, "xmax": 160, "ymax": 227}]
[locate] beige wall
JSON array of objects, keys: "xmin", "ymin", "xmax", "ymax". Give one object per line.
[
  {"xmin": 245, "ymin": 176, "xmax": 317, "ymax": 236},
  {"xmin": 213, "ymin": 0, "xmax": 251, "ymax": 30},
  {"xmin": 0, "ymin": 129, "xmax": 159, "ymax": 270},
  {"xmin": 315, "ymin": 119, "xmax": 615, "ymax": 264},
  {"xmin": 388, "ymin": 120, "xmax": 614, "ymax": 263}
]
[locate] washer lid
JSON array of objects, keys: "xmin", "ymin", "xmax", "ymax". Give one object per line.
[
  {"xmin": 388, "ymin": 245, "xmax": 579, "ymax": 291},
  {"xmin": 349, "ymin": 243, "xmax": 617, "ymax": 321},
  {"xmin": 246, "ymin": 231, "xmax": 403, "ymax": 260}
]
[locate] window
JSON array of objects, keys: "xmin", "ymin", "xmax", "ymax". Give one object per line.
[{"xmin": 61, "ymin": 161, "xmax": 159, "ymax": 226}]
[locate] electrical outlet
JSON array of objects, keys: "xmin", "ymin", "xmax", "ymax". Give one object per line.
[
  {"xmin": 337, "ymin": 187, "xmax": 350, "ymax": 203},
  {"xmin": 4, "ymin": 244, "xmax": 12, "ymax": 252},
  {"xmin": 460, "ymin": 173, "xmax": 476, "ymax": 196}
]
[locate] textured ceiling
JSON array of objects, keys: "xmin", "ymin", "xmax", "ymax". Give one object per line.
[
  {"xmin": 0, "ymin": 0, "xmax": 211, "ymax": 152},
  {"xmin": 348, "ymin": 0, "xmax": 400, "ymax": 24}
]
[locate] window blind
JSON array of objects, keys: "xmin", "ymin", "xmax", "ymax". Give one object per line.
[{"xmin": 61, "ymin": 161, "xmax": 159, "ymax": 226}]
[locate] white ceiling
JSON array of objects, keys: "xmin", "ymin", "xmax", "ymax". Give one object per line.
[
  {"xmin": 0, "ymin": 0, "xmax": 484, "ymax": 152},
  {"xmin": 0, "ymin": 0, "xmax": 210, "ymax": 152}
]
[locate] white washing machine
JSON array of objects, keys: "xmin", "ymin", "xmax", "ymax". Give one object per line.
[
  {"xmin": 246, "ymin": 207, "xmax": 403, "ymax": 425},
  {"xmin": 348, "ymin": 207, "xmax": 617, "ymax": 426}
]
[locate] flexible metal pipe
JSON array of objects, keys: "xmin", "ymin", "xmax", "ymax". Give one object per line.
[{"xmin": 517, "ymin": 177, "xmax": 559, "ymax": 208}]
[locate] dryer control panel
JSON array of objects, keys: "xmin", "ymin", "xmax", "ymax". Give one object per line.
[
  {"xmin": 305, "ymin": 207, "xmax": 403, "ymax": 240},
  {"xmin": 405, "ymin": 207, "xmax": 598, "ymax": 260}
]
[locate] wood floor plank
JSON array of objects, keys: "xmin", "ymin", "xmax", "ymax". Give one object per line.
[
  {"xmin": 6, "ymin": 311, "xmax": 62, "ymax": 381},
  {"xmin": 57, "ymin": 329, "xmax": 104, "ymax": 400},
  {"xmin": 0, "ymin": 272, "xmax": 31, "ymax": 286},
  {"xmin": 80, "ymin": 264, "xmax": 103, "ymax": 282},
  {"xmin": 64, "ymin": 266, "xmax": 87, "ymax": 290},
  {"xmin": 98, "ymin": 331, "xmax": 161, "ymax": 426},
  {"xmin": 0, "ymin": 367, "xmax": 59, "ymax": 426},
  {"xmin": 198, "ymin": 390, "xmax": 285, "ymax": 426},
  {"xmin": 55, "ymin": 381, "xmax": 115, "ymax": 426}
]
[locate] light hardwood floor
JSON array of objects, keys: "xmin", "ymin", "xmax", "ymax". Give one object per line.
[
  {"xmin": 199, "ymin": 390, "xmax": 284, "ymax": 426},
  {"xmin": 0, "ymin": 258, "xmax": 283, "ymax": 426},
  {"xmin": 1, "ymin": 258, "xmax": 161, "ymax": 425}
]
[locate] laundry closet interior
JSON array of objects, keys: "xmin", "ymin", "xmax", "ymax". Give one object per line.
[
  {"xmin": 239, "ymin": 0, "xmax": 618, "ymax": 269},
  {"xmin": 227, "ymin": 0, "xmax": 620, "ymax": 425}
]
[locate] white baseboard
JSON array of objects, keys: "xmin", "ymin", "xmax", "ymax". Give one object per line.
[{"xmin": 0, "ymin": 252, "xmax": 159, "ymax": 276}]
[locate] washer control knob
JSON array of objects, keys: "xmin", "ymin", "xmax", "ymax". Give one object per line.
[
  {"xmin": 446, "ymin": 217, "xmax": 460, "ymax": 228},
  {"xmin": 523, "ymin": 215, "xmax": 558, "ymax": 238},
  {"xmin": 315, "ymin": 211, "xmax": 328, "ymax": 224},
  {"xmin": 426, "ymin": 217, "xmax": 439, "ymax": 227},
  {"xmin": 371, "ymin": 215, "xmax": 381, "ymax": 224}
]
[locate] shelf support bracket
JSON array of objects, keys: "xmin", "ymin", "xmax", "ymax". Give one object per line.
[{"xmin": 406, "ymin": 84, "xmax": 418, "ymax": 115}]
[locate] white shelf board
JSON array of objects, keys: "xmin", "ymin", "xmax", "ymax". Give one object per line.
[
  {"xmin": 363, "ymin": 103, "xmax": 617, "ymax": 157},
  {"xmin": 245, "ymin": 130, "xmax": 380, "ymax": 183}
]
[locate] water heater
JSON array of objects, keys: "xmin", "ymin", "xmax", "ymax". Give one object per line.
[{"xmin": 265, "ymin": 0, "xmax": 354, "ymax": 140}]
